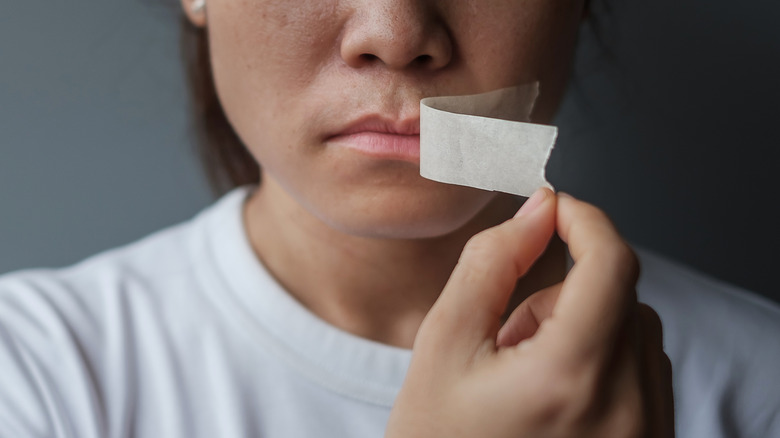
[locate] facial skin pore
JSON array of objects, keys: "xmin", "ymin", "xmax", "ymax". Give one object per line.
[{"xmin": 183, "ymin": 0, "xmax": 585, "ymax": 347}]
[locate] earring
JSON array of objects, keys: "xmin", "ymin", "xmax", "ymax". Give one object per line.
[{"xmin": 191, "ymin": 0, "xmax": 205, "ymax": 13}]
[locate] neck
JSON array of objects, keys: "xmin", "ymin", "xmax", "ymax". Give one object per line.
[{"xmin": 244, "ymin": 178, "xmax": 566, "ymax": 349}]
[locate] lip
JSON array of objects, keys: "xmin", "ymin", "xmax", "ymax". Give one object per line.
[{"xmin": 327, "ymin": 116, "xmax": 421, "ymax": 163}]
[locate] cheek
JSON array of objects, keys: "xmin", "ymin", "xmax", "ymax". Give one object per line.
[
  {"xmin": 201, "ymin": 0, "xmax": 582, "ymax": 239},
  {"xmin": 453, "ymin": 1, "xmax": 583, "ymax": 117},
  {"xmin": 527, "ymin": 2, "xmax": 584, "ymax": 121},
  {"xmin": 206, "ymin": 0, "xmax": 342, "ymax": 146}
]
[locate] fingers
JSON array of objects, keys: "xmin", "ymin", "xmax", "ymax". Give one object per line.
[
  {"xmin": 608, "ymin": 304, "xmax": 674, "ymax": 438},
  {"xmin": 604, "ymin": 332, "xmax": 646, "ymax": 438},
  {"xmin": 657, "ymin": 351, "xmax": 675, "ymax": 437},
  {"xmin": 543, "ymin": 193, "xmax": 640, "ymax": 362},
  {"xmin": 637, "ymin": 304, "xmax": 675, "ymax": 437},
  {"xmin": 496, "ymin": 282, "xmax": 561, "ymax": 348},
  {"xmin": 421, "ymin": 188, "xmax": 556, "ymax": 355},
  {"xmin": 637, "ymin": 303, "xmax": 663, "ymax": 355}
]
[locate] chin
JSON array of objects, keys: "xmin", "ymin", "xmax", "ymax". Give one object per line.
[{"xmin": 310, "ymin": 184, "xmax": 499, "ymax": 240}]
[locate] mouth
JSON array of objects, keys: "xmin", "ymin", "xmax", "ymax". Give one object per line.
[{"xmin": 326, "ymin": 116, "xmax": 421, "ymax": 163}]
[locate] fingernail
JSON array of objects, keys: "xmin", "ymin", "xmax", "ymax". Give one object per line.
[
  {"xmin": 558, "ymin": 191, "xmax": 574, "ymax": 200},
  {"xmin": 515, "ymin": 188, "xmax": 547, "ymax": 217}
]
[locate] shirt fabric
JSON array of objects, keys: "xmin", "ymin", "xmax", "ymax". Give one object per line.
[{"xmin": 0, "ymin": 186, "xmax": 778, "ymax": 438}]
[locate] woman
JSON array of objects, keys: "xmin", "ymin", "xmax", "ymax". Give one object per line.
[{"xmin": 0, "ymin": 0, "xmax": 777, "ymax": 437}]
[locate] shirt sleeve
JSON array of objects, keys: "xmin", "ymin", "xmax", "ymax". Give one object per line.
[{"xmin": 0, "ymin": 272, "xmax": 104, "ymax": 438}]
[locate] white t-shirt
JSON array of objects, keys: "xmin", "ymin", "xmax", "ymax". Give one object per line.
[{"xmin": 0, "ymin": 186, "xmax": 778, "ymax": 438}]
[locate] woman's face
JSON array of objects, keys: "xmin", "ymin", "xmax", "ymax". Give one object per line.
[{"xmin": 184, "ymin": 0, "xmax": 585, "ymax": 239}]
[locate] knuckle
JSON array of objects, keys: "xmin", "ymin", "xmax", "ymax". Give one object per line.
[
  {"xmin": 458, "ymin": 228, "xmax": 509, "ymax": 275},
  {"xmin": 616, "ymin": 242, "xmax": 641, "ymax": 283},
  {"xmin": 528, "ymin": 371, "xmax": 574, "ymax": 420},
  {"xmin": 576, "ymin": 201, "xmax": 616, "ymax": 232},
  {"xmin": 584, "ymin": 203, "xmax": 611, "ymax": 222},
  {"xmin": 599, "ymin": 241, "xmax": 640, "ymax": 286},
  {"xmin": 462, "ymin": 227, "xmax": 504, "ymax": 259}
]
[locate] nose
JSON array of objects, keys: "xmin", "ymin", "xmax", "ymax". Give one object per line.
[{"xmin": 340, "ymin": 1, "xmax": 452, "ymax": 71}]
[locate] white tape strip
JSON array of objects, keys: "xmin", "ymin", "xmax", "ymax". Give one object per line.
[{"xmin": 420, "ymin": 84, "xmax": 557, "ymax": 197}]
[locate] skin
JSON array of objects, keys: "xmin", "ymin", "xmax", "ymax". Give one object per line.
[
  {"xmin": 182, "ymin": 0, "xmax": 674, "ymax": 435},
  {"xmin": 183, "ymin": 0, "xmax": 581, "ymax": 346},
  {"xmin": 388, "ymin": 190, "xmax": 675, "ymax": 437}
]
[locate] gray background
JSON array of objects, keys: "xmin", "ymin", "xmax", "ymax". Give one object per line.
[{"xmin": 1, "ymin": 1, "xmax": 778, "ymax": 304}]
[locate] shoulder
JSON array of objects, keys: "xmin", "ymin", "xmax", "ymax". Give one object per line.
[
  {"xmin": 0, "ymin": 212, "xmax": 203, "ymax": 330},
  {"xmin": 635, "ymin": 247, "xmax": 780, "ymax": 437},
  {"xmin": 0, "ymin": 221, "xmax": 199, "ymax": 437},
  {"xmin": 0, "ymin": 186, "xmax": 241, "ymax": 355},
  {"xmin": 0, "ymin": 186, "xmax": 253, "ymax": 324},
  {"xmin": 0, "ymin": 188, "xmax": 247, "ymax": 437},
  {"xmin": 636, "ymin": 247, "xmax": 780, "ymax": 353}
]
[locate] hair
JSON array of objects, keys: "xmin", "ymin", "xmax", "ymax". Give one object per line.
[
  {"xmin": 180, "ymin": 1, "xmax": 610, "ymax": 197},
  {"xmin": 180, "ymin": 16, "xmax": 260, "ymax": 197}
]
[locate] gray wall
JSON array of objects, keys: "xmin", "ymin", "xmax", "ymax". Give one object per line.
[
  {"xmin": 0, "ymin": 1, "xmax": 213, "ymax": 274},
  {"xmin": 550, "ymin": 0, "xmax": 780, "ymax": 303},
  {"xmin": 2, "ymin": 1, "xmax": 778, "ymax": 304}
]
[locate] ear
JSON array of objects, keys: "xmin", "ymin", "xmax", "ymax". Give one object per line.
[{"xmin": 181, "ymin": 0, "xmax": 207, "ymax": 28}]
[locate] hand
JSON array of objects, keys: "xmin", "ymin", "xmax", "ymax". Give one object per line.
[{"xmin": 385, "ymin": 189, "xmax": 674, "ymax": 438}]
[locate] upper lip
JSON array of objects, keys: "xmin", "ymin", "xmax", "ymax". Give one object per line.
[{"xmin": 328, "ymin": 115, "xmax": 420, "ymax": 138}]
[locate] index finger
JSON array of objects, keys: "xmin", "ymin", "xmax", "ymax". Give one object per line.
[{"xmin": 540, "ymin": 193, "xmax": 639, "ymax": 362}]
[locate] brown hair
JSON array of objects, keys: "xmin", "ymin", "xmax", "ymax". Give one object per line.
[{"xmin": 180, "ymin": 16, "xmax": 260, "ymax": 197}]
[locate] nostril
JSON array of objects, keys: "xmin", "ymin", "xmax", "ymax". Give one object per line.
[
  {"xmin": 359, "ymin": 53, "xmax": 379, "ymax": 63},
  {"xmin": 415, "ymin": 54, "xmax": 433, "ymax": 66}
]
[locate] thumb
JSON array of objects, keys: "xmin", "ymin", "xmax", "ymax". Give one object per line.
[{"xmin": 419, "ymin": 188, "xmax": 557, "ymax": 356}]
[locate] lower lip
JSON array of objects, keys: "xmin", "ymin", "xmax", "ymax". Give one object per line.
[{"xmin": 328, "ymin": 132, "xmax": 420, "ymax": 163}]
